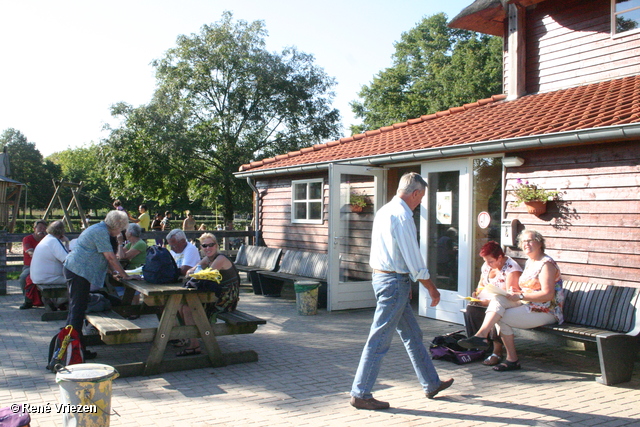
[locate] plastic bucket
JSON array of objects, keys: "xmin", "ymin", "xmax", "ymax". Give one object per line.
[
  {"xmin": 294, "ymin": 281, "xmax": 319, "ymax": 315},
  {"xmin": 56, "ymin": 363, "xmax": 119, "ymax": 427}
]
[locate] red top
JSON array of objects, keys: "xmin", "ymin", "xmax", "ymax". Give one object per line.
[{"xmin": 22, "ymin": 234, "xmax": 39, "ymax": 266}]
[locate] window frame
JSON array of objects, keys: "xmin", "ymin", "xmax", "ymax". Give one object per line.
[
  {"xmin": 291, "ymin": 178, "xmax": 324, "ymax": 224},
  {"xmin": 612, "ymin": 0, "xmax": 640, "ymax": 38}
]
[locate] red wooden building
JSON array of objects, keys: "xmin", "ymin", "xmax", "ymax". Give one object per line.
[{"xmin": 235, "ymin": 0, "xmax": 640, "ymax": 322}]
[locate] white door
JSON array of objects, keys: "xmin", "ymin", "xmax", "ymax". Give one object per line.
[
  {"xmin": 327, "ymin": 164, "xmax": 385, "ymax": 311},
  {"xmin": 419, "ymin": 160, "xmax": 471, "ymax": 324}
]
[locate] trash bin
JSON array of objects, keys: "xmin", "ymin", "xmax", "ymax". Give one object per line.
[
  {"xmin": 294, "ymin": 281, "xmax": 319, "ymax": 315},
  {"xmin": 56, "ymin": 363, "xmax": 119, "ymax": 427}
]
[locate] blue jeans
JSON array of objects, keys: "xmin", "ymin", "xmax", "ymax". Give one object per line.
[{"xmin": 351, "ymin": 273, "xmax": 442, "ymax": 398}]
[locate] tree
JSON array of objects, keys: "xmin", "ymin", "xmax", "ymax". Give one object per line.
[
  {"xmin": 104, "ymin": 12, "xmax": 342, "ymax": 220},
  {"xmin": 47, "ymin": 145, "xmax": 113, "ymax": 213},
  {"xmin": 0, "ymin": 128, "xmax": 57, "ymax": 211},
  {"xmin": 351, "ymin": 13, "xmax": 503, "ymax": 133}
]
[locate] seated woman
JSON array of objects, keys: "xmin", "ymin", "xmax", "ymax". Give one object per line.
[
  {"xmin": 30, "ymin": 220, "xmax": 70, "ymax": 311},
  {"xmin": 176, "ymin": 232, "xmax": 240, "ymax": 356},
  {"xmin": 458, "ymin": 230, "xmax": 564, "ymax": 371},
  {"xmin": 116, "ymin": 223, "xmax": 147, "ymax": 270},
  {"xmin": 465, "ymin": 241, "xmax": 522, "ymax": 366}
]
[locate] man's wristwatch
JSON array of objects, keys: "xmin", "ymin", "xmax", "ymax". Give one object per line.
[{"xmin": 519, "ymin": 293, "xmax": 525, "ymax": 300}]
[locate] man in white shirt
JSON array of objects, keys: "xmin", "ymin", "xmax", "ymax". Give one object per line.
[
  {"xmin": 166, "ymin": 229, "xmax": 200, "ymax": 276},
  {"xmin": 350, "ymin": 172, "xmax": 453, "ymax": 411},
  {"xmin": 30, "ymin": 220, "xmax": 69, "ymax": 310}
]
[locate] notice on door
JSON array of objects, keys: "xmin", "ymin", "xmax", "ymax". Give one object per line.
[
  {"xmin": 477, "ymin": 211, "xmax": 491, "ymax": 229},
  {"xmin": 436, "ymin": 191, "xmax": 452, "ymax": 224}
]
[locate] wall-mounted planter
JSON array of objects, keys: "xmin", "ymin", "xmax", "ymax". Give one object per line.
[{"xmin": 524, "ymin": 201, "xmax": 547, "ymax": 216}]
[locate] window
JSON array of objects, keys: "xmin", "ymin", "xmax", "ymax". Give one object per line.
[
  {"xmin": 291, "ymin": 179, "xmax": 324, "ymax": 224},
  {"xmin": 613, "ymin": 0, "xmax": 640, "ymax": 36}
]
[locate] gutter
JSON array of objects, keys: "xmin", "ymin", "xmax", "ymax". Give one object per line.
[{"xmin": 234, "ymin": 123, "xmax": 640, "ymax": 179}]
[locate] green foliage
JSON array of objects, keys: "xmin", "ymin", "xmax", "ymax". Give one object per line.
[
  {"xmin": 0, "ymin": 128, "xmax": 57, "ymax": 210},
  {"xmin": 103, "ymin": 12, "xmax": 341, "ymax": 220},
  {"xmin": 350, "ymin": 13, "xmax": 503, "ymax": 133},
  {"xmin": 510, "ymin": 179, "xmax": 559, "ymax": 206}
]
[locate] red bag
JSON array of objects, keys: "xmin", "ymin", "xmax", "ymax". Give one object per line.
[
  {"xmin": 24, "ymin": 275, "xmax": 43, "ymax": 307},
  {"xmin": 47, "ymin": 325, "xmax": 84, "ymax": 372}
]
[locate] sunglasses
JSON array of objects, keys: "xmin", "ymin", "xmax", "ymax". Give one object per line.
[{"xmin": 201, "ymin": 242, "xmax": 217, "ymax": 248}]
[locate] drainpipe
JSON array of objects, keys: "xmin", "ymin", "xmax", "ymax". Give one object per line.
[{"xmin": 246, "ymin": 177, "xmax": 260, "ymax": 245}]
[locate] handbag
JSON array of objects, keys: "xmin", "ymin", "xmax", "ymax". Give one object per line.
[{"xmin": 429, "ymin": 330, "xmax": 485, "ymax": 365}]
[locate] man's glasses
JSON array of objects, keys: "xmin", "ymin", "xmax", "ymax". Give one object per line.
[{"xmin": 201, "ymin": 243, "xmax": 217, "ymax": 248}]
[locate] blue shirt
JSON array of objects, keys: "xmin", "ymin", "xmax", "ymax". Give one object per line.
[
  {"xmin": 64, "ymin": 222, "xmax": 113, "ymax": 288},
  {"xmin": 369, "ymin": 195, "xmax": 430, "ymax": 282}
]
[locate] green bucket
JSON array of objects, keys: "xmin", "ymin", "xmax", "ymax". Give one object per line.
[{"xmin": 294, "ymin": 281, "xmax": 319, "ymax": 315}]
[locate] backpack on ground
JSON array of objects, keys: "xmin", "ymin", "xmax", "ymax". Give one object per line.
[
  {"xmin": 142, "ymin": 245, "xmax": 180, "ymax": 284},
  {"xmin": 429, "ymin": 330, "xmax": 485, "ymax": 365},
  {"xmin": 47, "ymin": 325, "xmax": 84, "ymax": 372}
]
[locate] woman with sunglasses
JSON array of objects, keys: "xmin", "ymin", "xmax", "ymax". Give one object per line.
[
  {"xmin": 458, "ymin": 230, "xmax": 564, "ymax": 371},
  {"xmin": 176, "ymin": 233, "xmax": 240, "ymax": 356}
]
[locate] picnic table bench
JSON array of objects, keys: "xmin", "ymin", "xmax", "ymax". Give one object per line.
[
  {"xmin": 84, "ymin": 278, "xmax": 266, "ymax": 377},
  {"xmin": 234, "ymin": 245, "xmax": 282, "ymax": 295},
  {"xmin": 534, "ymin": 280, "xmax": 640, "ymax": 386},
  {"xmin": 257, "ymin": 250, "xmax": 328, "ymax": 308},
  {"xmin": 35, "ymin": 283, "xmax": 68, "ymax": 321}
]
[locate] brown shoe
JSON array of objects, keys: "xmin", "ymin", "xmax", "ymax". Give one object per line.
[
  {"xmin": 350, "ymin": 396, "xmax": 390, "ymax": 410},
  {"xmin": 426, "ymin": 378, "xmax": 454, "ymax": 399}
]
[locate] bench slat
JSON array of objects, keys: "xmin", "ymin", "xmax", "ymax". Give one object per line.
[{"xmin": 217, "ymin": 310, "xmax": 266, "ymax": 326}]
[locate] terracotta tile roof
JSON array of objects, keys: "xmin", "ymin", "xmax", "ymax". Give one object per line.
[{"xmin": 239, "ymin": 75, "xmax": 640, "ymax": 172}]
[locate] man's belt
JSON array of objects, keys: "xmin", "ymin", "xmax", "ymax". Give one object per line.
[{"xmin": 373, "ymin": 269, "xmax": 408, "ymax": 275}]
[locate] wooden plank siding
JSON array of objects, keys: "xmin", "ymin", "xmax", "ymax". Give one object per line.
[
  {"xmin": 504, "ymin": 140, "xmax": 640, "ymax": 287},
  {"xmin": 502, "ymin": 0, "xmax": 640, "ymax": 95},
  {"xmin": 257, "ymin": 174, "xmax": 329, "ymax": 253}
]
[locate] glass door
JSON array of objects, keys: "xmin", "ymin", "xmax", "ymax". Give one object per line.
[
  {"xmin": 328, "ymin": 164, "xmax": 385, "ymax": 311},
  {"xmin": 420, "ymin": 160, "xmax": 470, "ymax": 324}
]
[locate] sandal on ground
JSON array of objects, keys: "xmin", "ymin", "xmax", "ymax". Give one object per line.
[
  {"xmin": 171, "ymin": 339, "xmax": 191, "ymax": 348},
  {"xmin": 457, "ymin": 336, "xmax": 490, "ymax": 351},
  {"xmin": 176, "ymin": 347, "xmax": 201, "ymax": 357},
  {"xmin": 493, "ymin": 360, "xmax": 521, "ymax": 371},
  {"xmin": 483, "ymin": 354, "xmax": 502, "ymax": 366}
]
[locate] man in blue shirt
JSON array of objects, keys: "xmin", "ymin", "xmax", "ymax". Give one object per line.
[{"xmin": 350, "ymin": 172, "xmax": 454, "ymax": 410}]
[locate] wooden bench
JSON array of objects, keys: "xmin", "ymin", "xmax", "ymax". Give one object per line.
[
  {"xmin": 35, "ymin": 283, "xmax": 69, "ymax": 321},
  {"xmin": 234, "ymin": 245, "xmax": 282, "ymax": 295},
  {"xmin": 86, "ymin": 309, "xmax": 267, "ymax": 346},
  {"xmin": 257, "ymin": 250, "xmax": 328, "ymax": 308},
  {"xmin": 534, "ymin": 280, "xmax": 640, "ymax": 386}
]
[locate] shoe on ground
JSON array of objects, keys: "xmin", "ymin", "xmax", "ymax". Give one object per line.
[
  {"xmin": 426, "ymin": 378, "xmax": 454, "ymax": 399},
  {"xmin": 83, "ymin": 349, "xmax": 98, "ymax": 360},
  {"xmin": 19, "ymin": 302, "xmax": 33, "ymax": 310},
  {"xmin": 350, "ymin": 396, "xmax": 390, "ymax": 410}
]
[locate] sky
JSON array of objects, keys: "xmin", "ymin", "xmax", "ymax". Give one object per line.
[{"xmin": 0, "ymin": 0, "xmax": 473, "ymax": 158}]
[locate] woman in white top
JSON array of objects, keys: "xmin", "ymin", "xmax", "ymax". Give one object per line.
[{"xmin": 464, "ymin": 241, "xmax": 522, "ymax": 366}]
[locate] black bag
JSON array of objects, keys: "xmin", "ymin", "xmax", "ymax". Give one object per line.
[
  {"xmin": 142, "ymin": 246, "xmax": 180, "ymax": 284},
  {"xmin": 429, "ymin": 330, "xmax": 485, "ymax": 365}
]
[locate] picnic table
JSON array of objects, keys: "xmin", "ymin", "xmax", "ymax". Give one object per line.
[{"xmin": 85, "ymin": 277, "xmax": 265, "ymax": 377}]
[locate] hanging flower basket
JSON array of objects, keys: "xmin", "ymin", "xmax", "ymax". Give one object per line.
[
  {"xmin": 350, "ymin": 204, "xmax": 364, "ymax": 213},
  {"xmin": 524, "ymin": 201, "xmax": 547, "ymax": 216}
]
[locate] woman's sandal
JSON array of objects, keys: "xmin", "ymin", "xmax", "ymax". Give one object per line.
[
  {"xmin": 172, "ymin": 339, "xmax": 190, "ymax": 348},
  {"xmin": 457, "ymin": 336, "xmax": 490, "ymax": 351},
  {"xmin": 482, "ymin": 354, "xmax": 502, "ymax": 366},
  {"xmin": 493, "ymin": 359, "xmax": 521, "ymax": 371},
  {"xmin": 176, "ymin": 347, "xmax": 201, "ymax": 357}
]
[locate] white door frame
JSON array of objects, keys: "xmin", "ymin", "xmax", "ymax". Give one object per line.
[
  {"xmin": 327, "ymin": 163, "xmax": 385, "ymax": 311},
  {"xmin": 420, "ymin": 159, "xmax": 471, "ymax": 324}
]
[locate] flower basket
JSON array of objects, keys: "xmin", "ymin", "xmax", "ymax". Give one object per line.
[
  {"xmin": 350, "ymin": 204, "xmax": 364, "ymax": 213},
  {"xmin": 524, "ymin": 201, "xmax": 547, "ymax": 216}
]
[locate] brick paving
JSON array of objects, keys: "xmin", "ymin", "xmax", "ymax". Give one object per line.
[{"xmin": 1, "ymin": 278, "xmax": 640, "ymax": 426}]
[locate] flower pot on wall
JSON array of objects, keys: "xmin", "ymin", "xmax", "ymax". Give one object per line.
[
  {"xmin": 524, "ymin": 201, "xmax": 547, "ymax": 216},
  {"xmin": 350, "ymin": 204, "xmax": 364, "ymax": 213}
]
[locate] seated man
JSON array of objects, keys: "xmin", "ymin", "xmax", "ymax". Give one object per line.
[
  {"xmin": 30, "ymin": 220, "xmax": 70, "ymax": 311},
  {"xmin": 20, "ymin": 219, "xmax": 48, "ymax": 309},
  {"xmin": 166, "ymin": 229, "xmax": 200, "ymax": 276}
]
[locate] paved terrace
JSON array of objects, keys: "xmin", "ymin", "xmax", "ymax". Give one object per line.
[{"xmin": 1, "ymin": 279, "xmax": 640, "ymax": 427}]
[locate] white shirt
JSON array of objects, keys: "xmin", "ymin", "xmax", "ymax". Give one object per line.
[
  {"xmin": 170, "ymin": 242, "xmax": 200, "ymax": 270},
  {"xmin": 30, "ymin": 234, "xmax": 69, "ymax": 284},
  {"xmin": 369, "ymin": 195, "xmax": 430, "ymax": 282}
]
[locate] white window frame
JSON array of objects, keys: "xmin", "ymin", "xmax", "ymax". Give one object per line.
[
  {"xmin": 612, "ymin": 0, "xmax": 640, "ymax": 38},
  {"xmin": 291, "ymin": 178, "xmax": 324, "ymax": 224}
]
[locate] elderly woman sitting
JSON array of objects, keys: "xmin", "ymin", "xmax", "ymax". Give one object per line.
[
  {"xmin": 458, "ymin": 230, "xmax": 564, "ymax": 371},
  {"xmin": 116, "ymin": 223, "xmax": 148, "ymax": 270}
]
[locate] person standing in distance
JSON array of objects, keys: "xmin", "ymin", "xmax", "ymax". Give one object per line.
[{"xmin": 350, "ymin": 172, "xmax": 454, "ymax": 410}]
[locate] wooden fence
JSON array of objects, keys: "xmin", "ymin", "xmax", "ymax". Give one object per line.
[{"xmin": 0, "ymin": 229, "xmax": 259, "ymax": 295}]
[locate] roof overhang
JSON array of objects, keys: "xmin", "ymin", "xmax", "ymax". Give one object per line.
[
  {"xmin": 448, "ymin": 0, "xmax": 547, "ymax": 36},
  {"xmin": 234, "ymin": 123, "xmax": 640, "ymax": 179}
]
